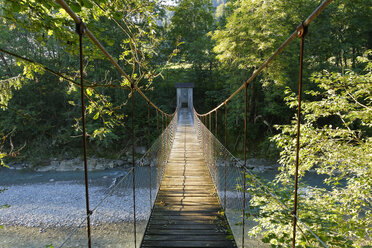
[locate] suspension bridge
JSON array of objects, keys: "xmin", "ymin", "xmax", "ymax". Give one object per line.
[
  {"xmin": 0, "ymin": 0, "xmax": 337, "ymax": 247},
  {"xmin": 141, "ymin": 108, "xmax": 236, "ymax": 247}
]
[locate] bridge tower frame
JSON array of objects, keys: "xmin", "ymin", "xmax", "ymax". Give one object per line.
[{"xmin": 175, "ymin": 82, "xmax": 194, "ymax": 114}]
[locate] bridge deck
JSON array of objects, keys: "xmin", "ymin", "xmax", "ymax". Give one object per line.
[{"xmin": 141, "ymin": 109, "xmax": 236, "ymax": 248}]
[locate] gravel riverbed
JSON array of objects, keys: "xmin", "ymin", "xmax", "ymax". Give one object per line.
[
  {"xmin": 0, "ymin": 180, "xmax": 151, "ymax": 247},
  {"xmin": 0, "ymin": 166, "xmax": 271, "ymax": 247},
  {"xmin": 0, "ymin": 182, "xmax": 152, "ymax": 228}
]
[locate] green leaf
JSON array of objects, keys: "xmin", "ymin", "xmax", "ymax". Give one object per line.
[
  {"xmin": 70, "ymin": 3, "xmax": 81, "ymax": 13},
  {"xmin": 86, "ymin": 88, "xmax": 93, "ymax": 96},
  {"xmin": 81, "ymin": 0, "xmax": 93, "ymax": 8},
  {"xmin": 93, "ymin": 112, "xmax": 99, "ymax": 120}
]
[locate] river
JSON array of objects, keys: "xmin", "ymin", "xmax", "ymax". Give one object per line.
[{"xmin": 0, "ymin": 163, "xmax": 327, "ymax": 247}]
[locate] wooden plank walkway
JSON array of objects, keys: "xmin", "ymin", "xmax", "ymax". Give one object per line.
[{"xmin": 141, "ymin": 110, "xmax": 236, "ymax": 248}]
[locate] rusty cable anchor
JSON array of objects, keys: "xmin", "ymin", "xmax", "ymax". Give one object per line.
[{"xmin": 296, "ymin": 22, "xmax": 308, "ymax": 38}]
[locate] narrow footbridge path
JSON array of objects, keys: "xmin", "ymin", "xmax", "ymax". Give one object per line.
[{"xmin": 141, "ymin": 109, "xmax": 236, "ymax": 248}]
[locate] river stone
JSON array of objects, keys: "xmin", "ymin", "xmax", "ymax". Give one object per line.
[
  {"xmin": 95, "ymin": 163, "xmax": 106, "ymax": 170},
  {"xmin": 56, "ymin": 160, "xmax": 74, "ymax": 171},
  {"xmin": 87, "ymin": 158, "xmax": 98, "ymax": 167},
  {"xmin": 36, "ymin": 166, "xmax": 54, "ymax": 172}
]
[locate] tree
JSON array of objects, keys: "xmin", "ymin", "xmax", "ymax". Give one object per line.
[
  {"xmin": 168, "ymin": 0, "xmax": 215, "ymax": 82},
  {"xmin": 249, "ymin": 51, "xmax": 372, "ymax": 247},
  {"xmin": 211, "ymin": 0, "xmax": 372, "ymax": 156},
  {"xmin": 0, "ymin": 0, "xmax": 172, "ymax": 159}
]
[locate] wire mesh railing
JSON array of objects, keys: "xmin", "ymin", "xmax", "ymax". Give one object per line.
[
  {"xmin": 57, "ymin": 110, "xmax": 178, "ymax": 248},
  {"xmin": 138, "ymin": 109, "xmax": 178, "ymax": 208},
  {"xmin": 194, "ymin": 110, "xmax": 248, "ymax": 248},
  {"xmin": 194, "ymin": 110, "xmax": 329, "ymax": 248},
  {"xmin": 193, "ymin": 1, "xmax": 335, "ymax": 247}
]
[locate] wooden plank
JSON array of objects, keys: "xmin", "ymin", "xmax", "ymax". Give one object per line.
[
  {"xmin": 156, "ymin": 201, "xmax": 218, "ymax": 205},
  {"xmin": 143, "ymin": 235, "xmax": 230, "ymax": 241},
  {"xmin": 157, "ymin": 191, "xmax": 215, "ymax": 195},
  {"xmin": 155, "ymin": 202, "xmax": 220, "ymax": 207},
  {"xmin": 151, "ymin": 211, "xmax": 220, "ymax": 216},
  {"xmin": 147, "ymin": 219, "xmax": 218, "ymax": 225},
  {"xmin": 144, "ymin": 229, "xmax": 227, "ymax": 235},
  {"xmin": 147, "ymin": 224, "xmax": 219, "ymax": 230},
  {"xmin": 157, "ymin": 196, "xmax": 218, "ymax": 201},
  {"xmin": 159, "ymin": 186, "xmax": 214, "ymax": 190},
  {"xmin": 141, "ymin": 240, "xmax": 235, "ymax": 247},
  {"xmin": 160, "ymin": 181, "xmax": 214, "ymax": 185},
  {"xmin": 164, "ymin": 170, "xmax": 208, "ymax": 173},
  {"xmin": 153, "ymin": 205, "xmax": 221, "ymax": 211},
  {"xmin": 149, "ymin": 215, "xmax": 217, "ymax": 221},
  {"xmin": 161, "ymin": 174, "xmax": 211, "ymax": 178},
  {"xmin": 157, "ymin": 193, "xmax": 217, "ymax": 197},
  {"xmin": 140, "ymin": 121, "xmax": 236, "ymax": 248}
]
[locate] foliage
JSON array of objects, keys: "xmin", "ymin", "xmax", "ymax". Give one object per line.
[
  {"xmin": 210, "ymin": 0, "xmax": 372, "ymax": 157},
  {"xmin": 169, "ymin": 0, "xmax": 215, "ymax": 71},
  {"xmin": 249, "ymin": 52, "xmax": 372, "ymax": 247},
  {"xmin": 0, "ymin": 0, "xmax": 177, "ymax": 160},
  {"xmin": 0, "ymin": 131, "xmax": 14, "ymax": 229}
]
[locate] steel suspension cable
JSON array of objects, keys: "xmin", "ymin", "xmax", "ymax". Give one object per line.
[
  {"xmin": 215, "ymin": 109, "xmax": 218, "ymax": 137},
  {"xmin": 162, "ymin": 113, "xmax": 164, "ymax": 166},
  {"xmin": 209, "ymin": 114, "xmax": 212, "ymax": 165},
  {"xmin": 196, "ymin": 0, "xmax": 334, "ymax": 116},
  {"xmin": 55, "ymin": 0, "xmax": 173, "ymax": 118},
  {"xmin": 193, "ymin": 2, "xmax": 334, "ymax": 247},
  {"xmin": 8, "ymin": 5, "xmax": 177, "ymax": 245},
  {"xmin": 156, "ymin": 109, "xmax": 159, "ymax": 133},
  {"xmin": 131, "ymin": 84, "xmax": 137, "ymax": 247},
  {"xmin": 209, "ymin": 114, "xmax": 211, "ymax": 131},
  {"xmin": 224, "ymin": 103, "xmax": 227, "ymax": 210},
  {"xmin": 77, "ymin": 21, "xmax": 92, "ymax": 248},
  {"xmin": 147, "ymin": 102, "xmax": 152, "ymax": 209},
  {"xmin": 292, "ymin": 23, "xmax": 307, "ymax": 248},
  {"xmin": 242, "ymin": 83, "xmax": 248, "ymax": 248},
  {"xmin": 57, "ymin": 167, "xmax": 134, "ymax": 248},
  {"xmin": 47, "ymin": 5, "xmax": 177, "ymax": 244},
  {"xmin": 0, "ymin": 48, "xmax": 79, "ymax": 87},
  {"xmin": 0, "ymin": 48, "xmax": 134, "ymax": 93},
  {"xmin": 193, "ymin": 112, "xmax": 329, "ymax": 247},
  {"xmin": 162, "ymin": 113, "xmax": 164, "ymax": 134},
  {"xmin": 18, "ymin": 0, "xmax": 334, "ymax": 246},
  {"xmin": 58, "ymin": 120, "xmax": 178, "ymax": 248}
]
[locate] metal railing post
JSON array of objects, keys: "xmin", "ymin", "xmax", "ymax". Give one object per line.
[
  {"xmin": 224, "ymin": 103, "xmax": 227, "ymax": 210},
  {"xmin": 131, "ymin": 84, "xmax": 137, "ymax": 248},
  {"xmin": 147, "ymin": 102, "xmax": 152, "ymax": 209},
  {"xmin": 242, "ymin": 83, "xmax": 248, "ymax": 248},
  {"xmin": 215, "ymin": 109, "xmax": 218, "ymax": 138},
  {"xmin": 292, "ymin": 23, "xmax": 307, "ymax": 248},
  {"xmin": 77, "ymin": 20, "xmax": 92, "ymax": 248}
]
